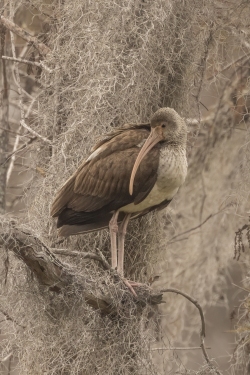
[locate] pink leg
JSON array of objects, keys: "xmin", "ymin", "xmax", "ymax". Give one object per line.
[
  {"xmin": 118, "ymin": 214, "xmax": 140, "ymax": 297},
  {"xmin": 109, "ymin": 211, "xmax": 119, "ymax": 270},
  {"xmin": 117, "ymin": 213, "xmax": 131, "ymax": 276},
  {"xmin": 110, "ymin": 212, "xmax": 140, "ymax": 297}
]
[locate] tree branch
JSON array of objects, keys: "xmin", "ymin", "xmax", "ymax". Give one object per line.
[
  {"xmin": 0, "ymin": 15, "xmax": 51, "ymax": 56},
  {"xmin": 168, "ymin": 206, "xmax": 230, "ymax": 243},
  {"xmin": 2, "ymin": 56, "xmax": 53, "ymax": 73},
  {"xmin": 20, "ymin": 120, "xmax": 52, "ymax": 144},
  {"xmin": 0, "ymin": 219, "xmax": 163, "ymax": 316},
  {"xmin": 151, "ymin": 346, "xmax": 211, "ymax": 351},
  {"xmin": 161, "ymin": 288, "xmax": 222, "ymax": 375},
  {"xmin": 52, "ymin": 248, "xmax": 111, "ymax": 270}
]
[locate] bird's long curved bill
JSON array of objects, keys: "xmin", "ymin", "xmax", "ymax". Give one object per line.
[{"xmin": 129, "ymin": 126, "xmax": 164, "ymax": 195}]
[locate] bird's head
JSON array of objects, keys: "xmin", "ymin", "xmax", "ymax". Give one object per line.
[
  {"xmin": 129, "ymin": 107, "xmax": 187, "ymax": 195},
  {"xmin": 150, "ymin": 107, "xmax": 187, "ymax": 143}
]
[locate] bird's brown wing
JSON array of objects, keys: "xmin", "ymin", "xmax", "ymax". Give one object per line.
[
  {"xmin": 72, "ymin": 147, "xmax": 159, "ymax": 211},
  {"xmin": 91, "ymin": 123, "xmax": 150, "ymax": 152},
  {"xmin": 51, "ymin": 124, "xmax": 156, "ymax": 217}
]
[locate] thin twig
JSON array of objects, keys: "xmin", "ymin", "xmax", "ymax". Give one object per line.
[
  {"xmin": 52, "ymin": 249, "xmax": 111, "ymax": 270},
  {"xmin": 7, "ymin": 19, "xmax": 44, "ymax": 182},
  {"xmin": 199, "ymin": 172, "xmax": 206, "ymax": 223},
  {"xmin": 1, "ymin": 352, "xmax": 13, "ymax": 363},
  {"xmin": 193, "ymin": 24, "xmax": 214, "ymax": 132},
  {"xmin": 0, "ymin": 15, "xmax": 51, "ymax": 56},
  {"xmin": 231, "ymin": 283, "xmax": 249, "ymax": 293},
  {"xmin": 160, "ymin": 288, "xmax": 222, "ymax": 375},
  {"xmin": 168, "ymin": 214, "xmax": 213, "ymax": 242},
  {"xmin": 168, "ymin": 207, "xmax": 228, "ymax": 243},
  {"xmin": 2, "ymin": 55, "xmax": 53, "ymax": 73},
  {"xmin": 207, "ymin": 53, "xmax": 250, "ymax": 81},
  {"xmin": 96, "ymin": 248, "xmax": 112, "ymax": 270},
  {"xmin": 7, "ymin": 14, "xmax": 27, "ymax": 183},
  {"xmin": 0, "ymin": 126, "xmax": 31, "ymax": 138},
  {"xmin": 20, "ymin": 120, "xmax": 51, "ymax": 144},
  {"xmin": 3, "ymin": 136, "xmax": 37, "ymax": 166},
  {"xmin": 6, "ymin": 130, "xmax": 20, "ymax": 184},
  {"xmin": 151, "ymin": 346, "xmax": 211, "ymax": 351}
]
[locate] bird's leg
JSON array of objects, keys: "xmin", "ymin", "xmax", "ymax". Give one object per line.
[
  {"xmin": 117, "ymin": 213, "xmax": 141, "ymax": 297},
  {"xmin": 110, "ymin": 212, "xmax": 139, "ymax": 297},
  {"xmin": 109, "ymin": 210, "xmax": 120, "ymax": 270},
  {"xmin": 117, "ymin": 213, "xmax": 131, "ymax": 276}
]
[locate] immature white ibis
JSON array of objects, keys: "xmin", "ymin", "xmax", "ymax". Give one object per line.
[{"xmin": 51, "ymin": 108, "xmax": 187, "ymax": 288}]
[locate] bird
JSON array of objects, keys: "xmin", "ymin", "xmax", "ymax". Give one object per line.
[{"xmin": 51, "ymin": 108, "xmax": 188, "ymax": 291}]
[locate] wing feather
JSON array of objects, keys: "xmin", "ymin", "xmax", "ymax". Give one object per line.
[{"xmin": 51, "ymin": 124, "xmax": 160, "ymax": 217}]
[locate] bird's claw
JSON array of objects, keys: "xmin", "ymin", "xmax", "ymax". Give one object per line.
[
  {"xmin": 122, "ymin": 279, "xmax": 138, "ymax": 297},
  {"xmin": 122, "ymin": 279, "xmax": 145, "ymax": 297}
]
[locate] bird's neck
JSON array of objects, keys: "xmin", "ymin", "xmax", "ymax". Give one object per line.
[{"xmin": 162, "ymin": 137, "xmax": 187, "ymax": 149}]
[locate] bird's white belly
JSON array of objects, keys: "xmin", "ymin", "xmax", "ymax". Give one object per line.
[{"xmin": 121, "ymin": 148, "xmax": 187, "ymax": 213}]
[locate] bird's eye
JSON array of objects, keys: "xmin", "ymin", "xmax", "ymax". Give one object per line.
[{"xmin": 161, "ymin": 124, "xmax": 166, "ymax": 128}]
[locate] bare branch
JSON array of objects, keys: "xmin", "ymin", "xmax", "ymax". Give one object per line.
[
  {"xmin": 0, "ymin": 352, "xmax": 13, "ymax": 363},
  {"xmin": 168, "ymin": 206, "xmax": 231, "ymax": 243},
  {"xmin": 207, "ymin": 53, "xmax": 250, "ymax": 81},
  {"xmin": 96, "ymin": 247, "xmax": 112, "ymax": 270},
  {"xmin": 151, "ymin": 346, "xmax": 211, "ymax": 351},
  {"xmin": 2, "ymin": 55, "xmax": 53, "ymax": 73},
  {"xmin": 52, "ymin": 248, "xmax": 111, "ymax": 270},
  {"xmin": 6, "ymin": 14, "xmax": 50, "ymax": 185},
  {"xmin": 160, "ymin": 288, "xmax": 222, "ymax": 375},
  {"xmin": 6, "ymin": 130, "xmax": 21, "ymax": 184},
  {"xmin": 0, "ymin": 126, "xmax": 31, "ymax": 138},
  {"xmin": 20, "ymin": 120, "xmax": 51, "ymax": 144},
  {"xmin": 0, "ymin": 15, "xmax": 51, "ymax": 56},
  {"xmin": 192, "ymin": 23, "xmax": 214, "ymax": 132},
  {"xmin": 3, "ymin": 136, "xmax": 37, "ymax": 166}
]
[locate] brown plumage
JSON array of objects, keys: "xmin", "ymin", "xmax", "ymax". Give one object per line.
[
  {"xmin": 51, "ymin": 125, "xmax": 160, "ymax": 232},
  {"xmin": 51, "ymin": 108, "xmax": 188, "ymax": 284}
]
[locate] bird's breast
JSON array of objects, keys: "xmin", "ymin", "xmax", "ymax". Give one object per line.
[{"xmin": 121, "ymin": 146, "xmax": 187, "ymax": 213}]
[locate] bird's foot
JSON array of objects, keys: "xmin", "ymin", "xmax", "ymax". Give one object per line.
[
  {"xmin": 121, "ymin": 278, "xmax": 144, "ymax": 297},
  {"xmin": 111, "ymin": 269, "xmax": 144, "ymax": 297}
]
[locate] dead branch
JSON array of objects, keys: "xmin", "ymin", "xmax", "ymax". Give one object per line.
[
  {"xmin": 193, "ymin": 24, "xmax": 214, "ymax": 126},
  {"xmin": 52, "ymin": 248, "xmax": 111, "ymax": 270},
  {"xmin": 0, "ymin": 15, "xmax": 51, "ymax": 56},
  {"xmin": 160, "ymin": 288, "xmax": 222, "ymax": 375},
  {"xmin": 0, "ymin": 126, "xmax": 31, "ymax": 138},
  {"xmin": 151, "ymin": 346, "xmax": 211, "ymax": 351},
  {"xmin": 234, "ymin": 220, "xmax": 250, "ymax": 260},
  {"xmin": 7, "ymin": 23, "xmax": 51, "ymax": 146},
  {"xmin": 20, "ymin": 120, "xmax": 51, "ymax": 144},
  {"xmin": 2, "ymin": 56, "xmax": 53, "ymax": 73},
  {"xmin": 3, "ymin": 136, "xmax": 37, "ymax": 166},
  {"xmin": 0, "ymin": 352, "xmax": 13, "ymax": 363},
  {"xmin": 207, "ymin": 53, "xmax": 250, "ymax": 81},
  {"xmin": 167, "ymin": 206, "xmax": 230, "ymax": 243}
]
